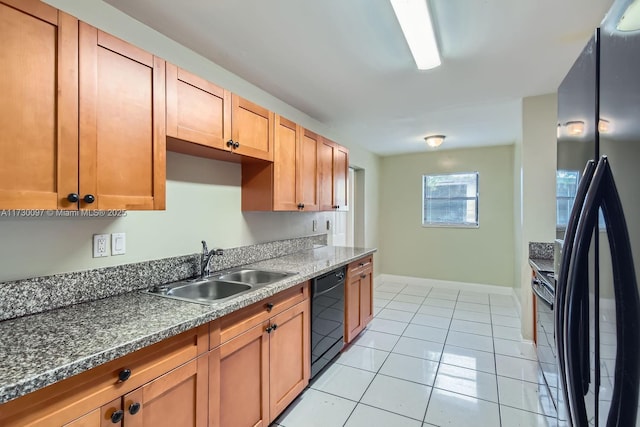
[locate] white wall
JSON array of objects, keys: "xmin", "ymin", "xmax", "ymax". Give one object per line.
[
  {"xmin": 379, "ymin": 145, "xmax": 515, "ymax": 287},
  {"xmin": 0, "ymin": 0, "xmax": 381, "ymax": 282},
  {"xmin": 516, "ymin": 93, "xmax": 558, "ymax": 339}
]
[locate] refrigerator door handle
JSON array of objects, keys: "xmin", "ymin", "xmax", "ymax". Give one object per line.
[
  {"xmin": 556, "ymin": 160, "xmax": 596, "ymax": 426},
  {"xmin": 565, "ymin": 156, "xmax": 640, "ymax": 427}
]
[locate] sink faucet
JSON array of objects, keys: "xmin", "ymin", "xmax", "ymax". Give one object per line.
[{"xmin": 200, "ymin": 240, "xmax": 224, "ymax": 279}]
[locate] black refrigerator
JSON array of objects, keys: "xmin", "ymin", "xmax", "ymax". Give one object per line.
[{"xmin": 556, "ymin": 0, "xmax": 640, "ymax": 425}]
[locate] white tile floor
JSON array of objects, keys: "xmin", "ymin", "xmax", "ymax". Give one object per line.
[{"xmin": 273, "ymin": 278, "xmax": 558, "ymax": 427}]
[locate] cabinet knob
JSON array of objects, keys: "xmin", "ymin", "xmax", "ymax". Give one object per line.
[
  {"xmin": 360, "ymin": 274, "xmax": 366, "ymax": 279},
  {"xmin": 333, "ymin": 205, "xmax": 339, "ymax": 209},
  {"xmin": 266, "ymin": 325, "xmax": 273, "ymax": 333},
  {"xmin": 359, "ymin": 262, "xmax": 365, "ymax": 267},
  {"xmin": 129, "ymin": 402, "xmax": 141, "ymax": 415},
  {"xmin": 265, "ymin": 302, "xmax": 274, "ymax": 312},
  {"xmin": 118, "ymin": 368, "xmax": 131, "ymax": 382},
  {"xmin": 83, "ymin": 194, "xmax": 95, "ymax": 204},
  {"xmin": 226, "ymin": 140, "xmax": 234, "ymax": 148},
  {"xmin": 233, "ymin": 141, "xmax": 240, "ymax": 149},
  {"xmin": 67, "ymin": 193, "xmax": 79, "ymax": 203},
  {"xmin": 110, "ymin": 410, "xmax": 124, "ymax": 424},
  {"xmin": 272, "ymin": 324, "xmax": 278, "ymax": 331}
]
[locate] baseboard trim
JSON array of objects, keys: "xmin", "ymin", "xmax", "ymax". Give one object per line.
[{"xmin": 377, "ymin": 273, "xmax": 517, "ymax": 298}]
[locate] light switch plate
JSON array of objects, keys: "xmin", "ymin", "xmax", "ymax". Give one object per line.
[
  {"xmin": 312, "ymin": 219, "xmax": 317, "ymax": 232},
  {"xmin": 111, "ymin": 232, "xmax": 126, "ymax": 255},
  {"xmin": 93, "ymin": 234, "xmax": 109, "ymax": 258}
]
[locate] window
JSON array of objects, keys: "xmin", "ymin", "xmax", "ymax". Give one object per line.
[
  {"xmin": 422, "ymin": 172, "xmax": 478, "ymax": 227},
  {"xmin": 556, "ymin": 170, "xmax": 580, "ymax": 228},
  {"xmin": 556, "ymin": 169, "xmax": 605, "ymax": 229}
]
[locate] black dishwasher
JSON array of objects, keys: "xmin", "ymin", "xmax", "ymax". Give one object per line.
[{"xmin": 310, "ymin": 267, "xmax": 346, "ymax": 379}]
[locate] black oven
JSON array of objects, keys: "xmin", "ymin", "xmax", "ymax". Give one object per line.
[{"xmin": 532, "ymin": 270, "xmax": 558, "ymax": 409}]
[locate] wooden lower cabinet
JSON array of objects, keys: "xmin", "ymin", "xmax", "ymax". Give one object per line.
[
  {"xmin": 345, "ymin": 256, "xmax": 374, "ymax": 344},
  {"xmin": 1, "ymin": 283, "xmax": 312, "ymax": 427},
  {"xmin": 209, "ymin": 298, "xmax": 310, "ymax": 427}
]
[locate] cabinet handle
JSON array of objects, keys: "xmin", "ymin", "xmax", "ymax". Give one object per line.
[
  {"xmin": 265, "ymin": 302, "xmax": 274, "ymax": 312},
  {"xmin": 83, "ymin": 194, "xmax": 95, "ymax": 204},
  {"xmin": 333, "ymin": 205, "xmax": 339, "ymax": 209},
  {"xmin": 67, "ymin": 193, "xmax": 79, "ymax": 203},
  {"xmin": 226, "ymin": 140, "xmax": 234, "ymax": 148},
  {"xmin": 110, "ymin": 410, "xmax": 124, "ymax": 424},
  {"xmin": 360, "ymin": 274, "xmax": 366, "ymax": 279},
  {"xmin": 266, "ymin": 325, "xmax": 273, "ymax": 333},
  {"xmin": 358, "ymin": 262, "xmax": 364, "ymax": 267},
  {"xmin": 297, "ymin": 203, "xmax": 304, "ymax": 210},
  {"xmin": 118, "ymin": 368, "xmax": 131, "ymax": 382},
  {"xmin": 272, "ymin": 324, "xmax": 278, "ymax": 331},
  {"xmin": 233, "ymin": 141, "xmax": 240, "ymax": 149},
  {"xmin": 128, "ymin": 402, "xmax": 141, "ymax": 415}
]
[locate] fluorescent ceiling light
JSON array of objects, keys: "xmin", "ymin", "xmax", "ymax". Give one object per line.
[{"xmin": 390, "ymin": 0, "xmax": 441, "ymax": 70}]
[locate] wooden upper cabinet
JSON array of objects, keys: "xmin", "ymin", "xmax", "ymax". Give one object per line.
[
  {"xmin": 318, "ymin": 138, "xmax": 336, "ymax": 211},
  {"xmin": 297, "ymin": 129, "xmax": 320, "ymax": 211},
  {"xmin": 0, "ymin": 0, "xmax": 78, "ymax": 210},
  {"xmin": 242, "ymin": 117, "xmax": 319, "ymax": 211},
  {"xmin": 318, "ymin": 138, "xmax": 349, "ymax": 211},
  {"xmin": 79, "ymin": 23, "xmax": 166, "ymax": 210},
  {"xmin": 273, "ymin": 116, "xmax": 300, "ymax": 211},
  {"xmin": 333, "ymin": 144, "xmax": 349, "ymax": 211},
  {"xmin": 166, "ymin": 64, "xmax": 231, "ymax": 151},
  {"xmin": 231, "ymin": 95, "xmax": 274, "ymax": 161}
]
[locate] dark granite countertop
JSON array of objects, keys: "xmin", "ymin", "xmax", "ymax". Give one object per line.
[{"xmin": 0, "ymin": 245, "xmax": 376, "ymax": 404}]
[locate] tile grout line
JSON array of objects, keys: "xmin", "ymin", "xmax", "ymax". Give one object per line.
[
  {"xmin": 489, "ymin": 294, "xmax": 504, "ymax": 427},
  {"xmin": 420, "ymin": 287, "xmax": 459, "ymax": 425}
]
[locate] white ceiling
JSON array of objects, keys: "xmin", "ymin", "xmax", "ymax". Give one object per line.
[{"xmin": 105, "ymin": 0, "xmax": 613, "ymax": 155}]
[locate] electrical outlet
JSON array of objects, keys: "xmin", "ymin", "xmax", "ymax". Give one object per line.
[
  {"xmin": 111, "ymin": 232, "xmax": 126, "ymax": 255},
  {"xmin": 93, "ymin": 234, "xmax": 109, "ymax": 258},
  {"xmin": 312, "ymin": 219, "xmax": 317, "ymax": 232}
]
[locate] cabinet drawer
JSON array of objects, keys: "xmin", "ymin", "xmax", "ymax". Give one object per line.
[
  {"xmin": 217, "ymin": 282, "xmax": 309, "ymax": 346},
  {"xmin": 348, "ymin": 256, "xmax": 373, "ymax": 278},
  {"xmin": 0, "ymin": 325, "xmax": 208, "ymax": 427}
]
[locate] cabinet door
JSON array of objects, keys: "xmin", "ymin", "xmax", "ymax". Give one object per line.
[
  {"xmin": 268, "ymin": 300, "xmax": 310, "ymax": 420},
  {"xmin": 359, "ymin": 271, "xmax": 373, "ymax": 327},
  {"xmin": 231, "ymin": 95, "xmax": 274, "ymax": 161},
  {"xmin": 0, "ymin": 0, "xmax": 78, "ymax": 210},
  {"xmin": 297, "ymin": 129, "xmax": 319, "ymax": 211},
  {"xmin": 318, "ymin": 138, "xmax": 335, "ymax": 211},
  {"xmin": 214, "ymin": 322, "xmax": 270, "ymax": 427},
  {"xmin": 345, "ymin": 277, "xmax": 363, "ymax": 343},
  {"xmin": 273, "ymin": 115, "xmax": 300, "ymax": 211},
  {"xmin": 79, "ymin": 23, "xmax": 166, "ymax": 210},
  {"xmin": 123, "ymin": 357, "xmax": 208, "ymax": 427},
  {"xmin": 333, "ymin": 144, "xmax": 349, "ymax": 211},
  {"xmin": 166, "ymin": 64, "xmax": 231, "ymax": 150}
]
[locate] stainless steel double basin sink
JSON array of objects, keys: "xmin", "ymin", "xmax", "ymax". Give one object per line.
[{"xmin": 145, "ymin": 268, "xmax": 296, "ymax": 305}]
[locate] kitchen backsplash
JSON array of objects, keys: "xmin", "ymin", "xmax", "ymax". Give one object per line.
[{"xmin": 0, "ymin": 234, "xmax": 327, "ymax": 321}]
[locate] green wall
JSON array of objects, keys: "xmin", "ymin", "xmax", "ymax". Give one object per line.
[{"xmin": 379, "ymin": 145, "xmax": 515, "ymax": 287}]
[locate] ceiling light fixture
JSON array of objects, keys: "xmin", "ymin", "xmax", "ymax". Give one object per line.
[
  {"xmin": 390, "ymin": 0, "xmax": 441, "ymax": 70},
  {"xmin": 425, "ymin": 135, "xmax": 445, "ymax": 148}
]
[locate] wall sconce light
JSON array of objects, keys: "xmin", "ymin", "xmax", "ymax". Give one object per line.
[
  {"xmin": 565, "ymin": 121, "xmax": 585, "ymax": 136},
  {"xmin": 425, "ymin": 135, "xmax": 445, "ymax": 148}
]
